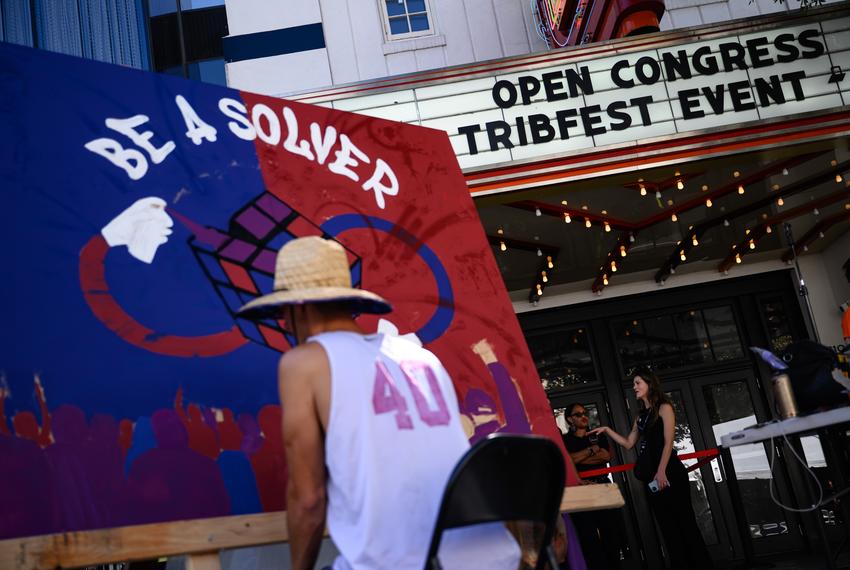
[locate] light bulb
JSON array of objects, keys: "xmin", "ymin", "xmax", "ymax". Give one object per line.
[
  {"xmin": 735, "ymin": 253, "xmax": 742, "ymax": 264},
  {"xmin": 547, "ymin": 256, "xmax": 554, "ymax": 269},
  {"xmin": 603, "ymin": 275, "xmax": 609, "ymax": 286},
  {"xmin": 620, "ymin": 245, "xmax": 627, "ymax": 257},
  {"xmin": 749, "ymin": 239, "xmax": 755, "ymax": 250},
  {"xmin": 542, "ymin": 271, "xmax": 548, "ymax": 283},
  {"xmin": 782, "ymin": 168, "xmax": 789, "ymax": 176},
  {"xmin": 611, "ymin": 260, "xmax": 617, "ymax": 272},
  {"xmin": 706, "ymin": 199, "xmax": 713, "ymax": 208},
  {"xmin": 733, "ymin": 170, "xmax": 740, "ymax": 178},
  {"xmin": 629, "ymin": 233, "xmax": 635, "ymax": 243},
  {"xmin": 656, "ymin": 191, "xmax": 662, "ymax": 200},
  {"xmin": 640, "ymin": 184, "xmax": 647, "ymax": 196},
  {"xmin": 738, "ymin": 185, "xmax": 745, "ymax": 195},
  {"xmin": 671, "ymin": 213, "xmax": 678, "ymax": 222},
  {"xmin": 819, "ymin": 231, "xmax": 825, "ymax": 239},
  {"xmin": 604, "ymin": 221, "xmax": 611, "ymax": 232},
  {"xmin": 564, "ymin": 212, "xmax": 572, "ymax": 223},
  {"xmin": 585, "ymin": 218, "xmax": 592, "ymax": 228},
  {"xmin": 680, "ymin": 251, "xmax": 687, "ymax": 261},
  {"xmin": 536, "ymin": 285, "xmax": 543, "ymax": 296},
  {"xmin": 813, "ymin": 208, "xmax": 820, "ymax": 216},
  {"xmin": 537, "ymin": 248, "xmax": 543, "ymax": 257},
  {"xmin": 499, "ymin": 240, "xmax": 506, "ymax": 251},
  {"xmin": 497, "ymin": 226, "xmax": 504, "ymax": 235},
  {"xmin": 692, "ymin": 236, "xmax": 699, "ymax": 246},
  {"xmin": 677, "ymin": 179, "xmax": 684, "ymax": 190},
  {"xmin": 723, "ymin": 219, "xmax": 730, "ymax": 227},
  {"xmin": 535, "ymin": 207, "xmax": 542, "ymax": 216},
  {"xmin": 777, "ymin": 197, "xmax": 784, "ymax": 206},
  {"xmin": 836, "ymin": 174, "xmax": 843, "ymax": 183}
]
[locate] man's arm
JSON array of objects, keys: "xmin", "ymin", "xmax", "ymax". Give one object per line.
[
  {"xmin": 279, "ymin": 344, "xmax": 328, "ymax": 570},
  {"xmin": 569, "ymin": 446, "xmax": 610, "ymax": 465}
]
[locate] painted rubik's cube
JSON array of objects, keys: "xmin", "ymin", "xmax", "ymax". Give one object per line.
[{"xmin": 186, "ymin": 192, "xmax": 362, "ymax": 353}]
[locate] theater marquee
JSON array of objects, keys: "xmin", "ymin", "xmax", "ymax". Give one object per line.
[{"xmin": 299, "ymin": 15, "xmax": 849, "ymax": 172}]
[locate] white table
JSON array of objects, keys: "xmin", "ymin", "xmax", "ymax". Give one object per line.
[
  {"xmin": 719, "ymin": 406, "xmax": 850, "ymax": 570},
  {"xmin": 721, "ymin": 407, "xmax": 850, "ymax": 448}
]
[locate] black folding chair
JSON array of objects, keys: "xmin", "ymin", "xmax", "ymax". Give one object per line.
[{"xmin": 424, "ymin": 434, "xmax": 566, "ymax": 570}]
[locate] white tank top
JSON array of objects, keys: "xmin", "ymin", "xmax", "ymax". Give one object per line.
[{"xmin": 309, "ymin": 331, "xmax": 520, "ymax": 570}]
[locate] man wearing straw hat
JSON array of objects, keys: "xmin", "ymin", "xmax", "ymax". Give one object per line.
[{"xmin": 238, "ymin": 237, "xmax": 519, "ymax": 570}]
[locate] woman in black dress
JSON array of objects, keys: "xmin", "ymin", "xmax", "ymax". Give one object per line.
[{"xmin": 589, "ymin": 369, "xmax": 713, "ymax": 570}]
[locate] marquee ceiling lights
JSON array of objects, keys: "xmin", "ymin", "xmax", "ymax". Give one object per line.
[
  {"xmin": 716, "ymin": 187, "xmax": 850, "ymax": 272},
  {"xmin": 500, "ymin": 154, "xmax": 845, "ymax": 300},
  {"xmin": 654, "ymin": 155, "xmax": 848, "ymax": 283},
  {"xmin": 486, "ymin": 234, "xmax": 560, "ymax": 302},
  {"xmin": 590, "ymin": 233, "xmax": 634, "ymax": 292},
  {"xmin": 587, "ymin": 155, "xmax": 819, "ymax": 293},
  {"xmin": 782, "ymin": 212, "xmax": 850, "ymax": 261}
]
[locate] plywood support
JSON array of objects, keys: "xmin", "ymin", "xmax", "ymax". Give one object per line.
[
  {"xmin": 185, "ymin": 552, "xmax": 222, "ymax": 570},
  {"xmin": 0, "ymin": 484, "xmax": 623, "ymax": 570}
]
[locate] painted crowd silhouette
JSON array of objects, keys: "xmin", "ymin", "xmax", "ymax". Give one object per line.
[
  {"xmin": 0, "ymin": 354, "xmax": 533, "ymax": 540},
  {"xmin": 0, "ymin": 378, "xmax": 287, "ymax": 539}
]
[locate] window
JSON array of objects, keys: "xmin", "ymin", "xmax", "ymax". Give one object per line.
[
  {"xmin": 380, "ymin": 0, "xmax": 433, "ymax": 39},
  {"xmin": 527, "ymin": 326, "xmax": 597, "ymax": 394},
  {"xmin": 614, "ymin": 305, "xmax": 744, "ymax": 377}
]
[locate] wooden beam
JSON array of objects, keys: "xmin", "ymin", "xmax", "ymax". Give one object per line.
[
  {"xmin": 0, "ymin": 485, "xmax": 623, "ymax": 570},
  {"xmin": 0, "ymin": 512, "xmax": 286, "ymax": 570},
  {"xmin": 561, "ymin": 482, "xmax": 625, "ymax": 513}
]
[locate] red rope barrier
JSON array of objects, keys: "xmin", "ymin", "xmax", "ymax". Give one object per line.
[{"xmin": 578, "ymin": 448, "xmax": 719, "ymax": 479}]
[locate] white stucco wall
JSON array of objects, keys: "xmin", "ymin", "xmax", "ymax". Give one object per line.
[
  {"xmin": 224, "ymin": 0, "xmax": 549, "ymax": 95},
  {"xmin": 318, "ymin": 0, "xmax": 548, "ymax": 87}
]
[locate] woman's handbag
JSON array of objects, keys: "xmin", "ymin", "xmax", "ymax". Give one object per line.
[{"xmin": 633, "ymin": 443, "xmax": 657, "ymax": 482}]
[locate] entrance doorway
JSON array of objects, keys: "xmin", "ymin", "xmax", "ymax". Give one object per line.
[
  {"xmin": 520, "ymin": 270, "xmax": 820, "ymax": 568},
  {"xmin": 641, "ymin": 369, "xmax": 805, "ymax": 563}
]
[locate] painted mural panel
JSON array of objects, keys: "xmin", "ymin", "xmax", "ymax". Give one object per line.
[{"xmin": 0, "ymin": 43, "xmax": 574, "ymax": 540}]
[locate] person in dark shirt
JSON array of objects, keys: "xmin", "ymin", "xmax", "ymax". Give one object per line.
[
  {"xmin": 562, "ymin": 403, "xmax": 622, "ymax": 570},
  {"xmin": 563, "ymin": 403, "xmax": 612, "ymax": 484}
]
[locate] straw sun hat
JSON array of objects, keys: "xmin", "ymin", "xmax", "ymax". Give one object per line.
[{"xmin": 237, "ymin": 237, "xmax": 392, "ymax": 320}]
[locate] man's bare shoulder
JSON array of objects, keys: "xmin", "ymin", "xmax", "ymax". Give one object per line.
[{"xmin": 278, "ymin": 341, "xmax": 329, "ymax": 382}]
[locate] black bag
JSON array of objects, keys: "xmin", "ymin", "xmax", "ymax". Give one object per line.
[
  {"xmin": 783, "ymin": 340, "xmax": 845, "ymax": 414},
  {"xmin": 633, "ymin": 446, "xmax": 657, "ymax": 483},
  {"xmin": 633, "ymin": 411, "xmax": 658, "ymax": 483}
]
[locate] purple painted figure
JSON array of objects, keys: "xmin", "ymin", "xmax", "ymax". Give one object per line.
[{"xmin": 126, "ymin": 409, "xmax": 229, "ymax": 524}]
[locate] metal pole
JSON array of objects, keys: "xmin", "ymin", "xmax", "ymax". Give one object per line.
[
  {"xmin": 784, "ymin": 222, "xmax": 821, "ymax": 343},
  {"xmin": 175, "ymin": 0, "xmax": 188, "ymax": 78}
]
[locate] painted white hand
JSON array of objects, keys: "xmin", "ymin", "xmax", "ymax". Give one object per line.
[{"xmin": 101, "ymin": 197, "xmax": 173, "ymax": 264}]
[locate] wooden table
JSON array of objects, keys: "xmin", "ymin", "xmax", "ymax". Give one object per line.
[{"xmin": 0, "ymin": 483, "xmax": 624, "ymax": 570}]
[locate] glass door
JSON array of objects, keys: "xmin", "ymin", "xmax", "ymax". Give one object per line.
[
  {"xmin": 692, "ymin": 372, "xmax": 804, "ymax": 556},
  {"xmin": 627, "ymin": 381, "xmax": 736, "ymax": 564}
]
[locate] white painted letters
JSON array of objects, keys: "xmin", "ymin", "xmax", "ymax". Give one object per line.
[{"xmin": 175, "ymin": 95, "xmax": 217, "ymax": 145}]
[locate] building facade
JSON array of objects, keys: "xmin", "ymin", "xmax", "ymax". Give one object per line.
[
  {"xmin": 221, "ymin": 1, "xmax": 850, "ymax": 568},
  {"xmin": 0, "ymin": 0, "xmax": 229, "ymax": 85}
]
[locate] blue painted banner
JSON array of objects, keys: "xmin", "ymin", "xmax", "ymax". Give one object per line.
[{"xmin": 0, "ymin": 41, "xmax": 571, "ymax": 540}]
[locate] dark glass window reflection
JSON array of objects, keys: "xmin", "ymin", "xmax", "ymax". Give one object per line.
[
  {"xmin": 704, "ymin": 306, "xmax": 744, "ymax": 361},
  {"xmin": 528, "ymin": 327, "xmax": 596, "ymax": 393},
  {"xmin": 615, "ymin": 305, "xmax": 744, "ymax": 376},
  {"xmin": 760, "ymin": 297, "xmax": 795, "ymax": 353}
]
